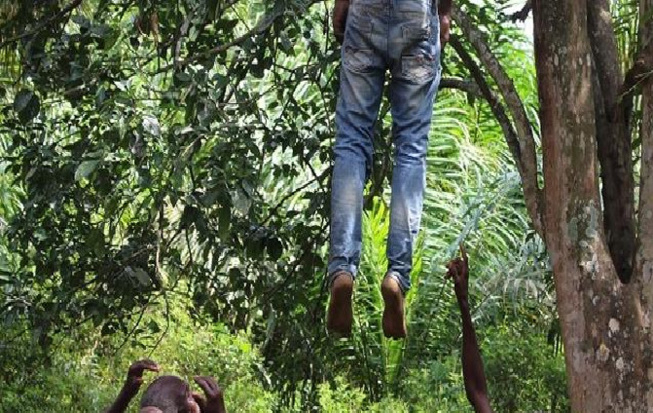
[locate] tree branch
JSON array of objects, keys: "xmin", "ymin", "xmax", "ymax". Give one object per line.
[
  {"xmin": 187, "ymin": 8, "xmax": 283, "ymax": 64},
  {"xmin": 453, "ymin": 6, "xmax": 543, "ymax": 236},
  {"xmin": 152, "ymin": 8, "xmax": 282, "ymax": 75},
  {"xmin": 510, "ymin": 0, "xmax": 533, "ymax": 22},
  {"xmin": 450, "ymin": 37, "xmax": 519, "ymax": 155},
  {"xmin": 440, "ymin": 77, "xmax": 482, "ymax": 97},
  {"xmin": 154, "ymin": 0, "xmax": 323, "ymax": 75},
  {"xmin": 587, "ymin": 0, "xmax": 636, "ymax": 283},
  {"xmin": 0, "ymin": 0, "xmax": 83, "ymax": 50}
]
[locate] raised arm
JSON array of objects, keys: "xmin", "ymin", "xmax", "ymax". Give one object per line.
[
  {"xmin": 193, "ymin": 376, "xmax": 227, "ymax": 413},
  {"xmin": 105, "ymin": 359, "xmax": 160, "ymax": 413},
  {"xmin": 446, "ymin": 246, "xmax": 493, "ymax": 413}
]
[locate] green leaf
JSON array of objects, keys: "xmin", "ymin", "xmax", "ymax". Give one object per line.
[
  {"xmin": 75, "ymin": 160, "xmax": 101, "ymax": 181},
  {"xmin": 142, "ymin": 115, "xmax": 161, "ymax": 136},
  {"xmin": 218, "ymin": 204, "xmax": 231, "ymax": 241},
  {"xmin": 148, "ymin": 319, "xmax": 161, "ymax": 333},
  {"xmin": 266, "ymin": 237, "xmax": 283, "ymax": 261},
  {"xmin": 125, "ymin": 266, "xmax": 151, "ymax": 286},
  {"xmin": 86, "ymin": 228, "xmax": 105, "ymax": 256},
  {"xmin": 13, "ymin": 90, "xmax": 40, "ymax": 124}
]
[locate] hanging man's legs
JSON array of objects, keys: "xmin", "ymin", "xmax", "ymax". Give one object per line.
[
  {"xmin": 381, "ymin": 0, "xmax": 442, "ymax": 338},
  {"xmin": 327, "ymin": 0, "xmax": 388, "ymax": 336},
  {"xmin": 327, "ymin": 0, "xmax": 443, "ymax": 338}
]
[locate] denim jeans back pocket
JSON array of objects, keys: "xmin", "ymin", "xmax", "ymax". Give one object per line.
[
  {"xmin": 344, "ymin": 46, "xmax": 378, "ymax": 73},
  {"xmin": 401, "ymin": 53, "xmax": 436, "ymax": 83}
]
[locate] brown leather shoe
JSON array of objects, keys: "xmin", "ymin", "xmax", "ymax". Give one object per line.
[
  {"xmin": 381, "ymin": 276, "xmax": 406, "ymax": 339},
  {"xmin": 326, "ymin": 271, "xmax": 354, "ymax": 336}
]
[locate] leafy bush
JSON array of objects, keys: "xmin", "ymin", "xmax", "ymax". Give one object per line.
[
  {"xmin": 0, "ymin": 295, "xmax": 275, "ymax": 412},
  {"xmin": 314, "ymin": 376, "xmax": 409, "ymax": 413},
  {"xmin": 396, "ymin": 326, "xmax": 569, "ymax": 413},
  {"xmin": 482, "ymin": 325, "xmax": 569, "ymax": 413},
  {"xmin": 0, "ymin": 2, "xmax": 572, "ymax": 412},
  {"xmin": 400, "ymin": 356, "xmax": 472, "ymax": 412}
]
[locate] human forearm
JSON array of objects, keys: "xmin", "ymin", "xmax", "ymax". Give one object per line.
[
  {"xmin": 458, "ymin": 298, "xmax": 492, "ymax": 413},
  {"xmin": 106, "ymin": 360, "xmax": 159, "ymax": 413},
  {"xmin": 105, "ymin": 385, "xmax": 138, "ymax": 413},
  {"xmin": 448, "ymin": 247, "xmax": 491, "ymax": 413},
  {"xmin": 217, "ymin": 397, "xmax": 227, "ymax": 413}
]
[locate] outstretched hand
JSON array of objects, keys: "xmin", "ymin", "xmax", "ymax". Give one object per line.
[
  {"xmin": 125, "ymin": 359, "xmax": 160, "ymax": 390},
  {"xmin": 193, "ymin": 376, "xmax": 226, "ymax": 413},
  {"xmin": 446, "ymin": 244, "xmax": 469, "ymax": 301}
]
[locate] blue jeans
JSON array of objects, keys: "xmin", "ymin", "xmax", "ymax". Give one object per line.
[{"xmin": 328, "ymin": 0, "xmax": 442, "ymax": 292}]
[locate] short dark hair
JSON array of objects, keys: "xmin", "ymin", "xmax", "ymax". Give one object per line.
[{"xmin": 140, "ymin": 375, "xmax": 192, "ymax": 413}]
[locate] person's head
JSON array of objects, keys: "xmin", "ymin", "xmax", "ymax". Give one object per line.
[{"xmin": 139, "ymin": 375, "xmax": 200, "ymax": 413}]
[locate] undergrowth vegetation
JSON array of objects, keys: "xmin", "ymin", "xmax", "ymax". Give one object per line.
[{"xmin": 0, "ymin": 0, "xmax": 575, "ymax": 411}]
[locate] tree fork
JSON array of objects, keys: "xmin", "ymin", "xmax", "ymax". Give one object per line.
[
  {"xmin": 587, "ymin": 0, "xmax": 636, "ymax": 284},
  {"xmin": 533, "ymin": 0, "xmax": 647, "ymax": 410}
]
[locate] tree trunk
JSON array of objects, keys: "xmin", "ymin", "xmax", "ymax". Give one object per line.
[
  {"xmin": 533, "ymin": 0, "xmax": 650, "ymax": 410},
  {"xmin": 634, "ymin": 0, "xmax": 653, "ymax": 406},
  {"xmin": 587, "ymin": 0, "xmax": 636, "ymax": 283}
]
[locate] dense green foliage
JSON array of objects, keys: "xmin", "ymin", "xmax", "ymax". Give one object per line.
[{"xmin": 1, "ymin": 0, "xmax": 571, "ymax": 411}]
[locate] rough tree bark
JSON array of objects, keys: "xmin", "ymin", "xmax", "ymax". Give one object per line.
[
  {"xmin": 587, "ymin": 0, "xmax": 636, "ymax": 283},
  {"xmin": 530, "ymin": 0, "xmax": 652, "ymax": 410},
  {"xmin": 634, "ymin": 0, "xmax": 653, "ymax": 407},
  {"xmin": 448, "ymin": 0, "xmax": 653, "ymax": 408}
]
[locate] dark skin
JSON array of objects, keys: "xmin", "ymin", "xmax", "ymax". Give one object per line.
[
  {"xmin": 192, "ymin": 376, "xmax": 227, "ymax": 413},
  {"xmin": 439, "ymin": 0, "xmax": 452, "ymax": 44},
  {"xmin": 139, "ymin": 375, "xmax": 201, "ymax": 413},
  {"xmin": 333, "ymin": 0, "xmax": 453, "ymax": 45},
  {"xmin": 333, "ymin": 0, "xmax": 349, "ymax": 44},
  {"xmin": 446, "ymin": 245, "xmax": 493, "ymax": 413},
  {"xmin": 106, "ymin": 359, "xmax": 161, "ymax": 413},
  {"xmin": 105, "ymin": 360, "xmax": 226, "ymax": 413}
]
